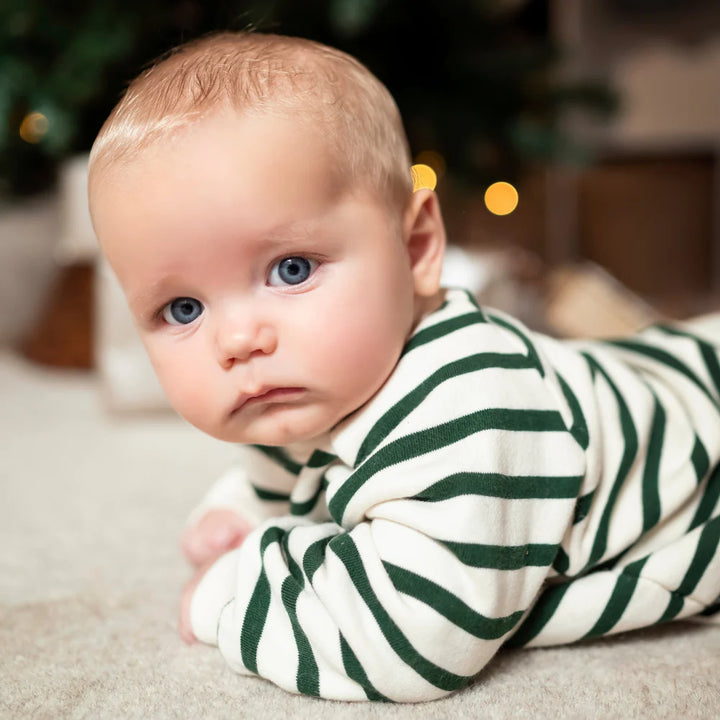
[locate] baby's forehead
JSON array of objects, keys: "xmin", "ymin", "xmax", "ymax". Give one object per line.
[
  {"xmin": 95, "ymin": 107, "xmax": 353, "ymax": 187},
  {"xmin": 91, "ymin": 105, "xmax": 408, "ymax": 246}
]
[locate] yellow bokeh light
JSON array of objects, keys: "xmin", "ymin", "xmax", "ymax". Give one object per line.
[
  {"xmin": 411, "ymin": 163, "xmax": 437, "ymax": 191},
  {"xmin": 484, "ymin": 181, "xmax": 519, "ymax": 216},
  {"xmin": 414, "ymin": 150, "xmax": 446, "ymax": 179},
  {"xmin": 19, "ymin": 112, "xmax": 49, "ymax": 144}
]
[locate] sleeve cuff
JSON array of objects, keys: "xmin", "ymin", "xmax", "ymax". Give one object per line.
[{"xmin": 190, "ymin": 548, "xmax": 241, "ymax": 645}]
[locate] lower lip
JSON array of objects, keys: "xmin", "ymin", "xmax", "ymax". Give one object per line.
[{"xmin": 237, "ymin": 387, "xmax": 305, "ymax": 411}]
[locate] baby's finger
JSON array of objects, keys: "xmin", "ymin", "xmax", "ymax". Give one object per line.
[{"xmin": 181, "ymin": 526, "xmax": 215, "ymax": 567}]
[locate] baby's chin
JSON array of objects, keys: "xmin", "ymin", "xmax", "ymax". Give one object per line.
[{"xmin": 189, "ymin": 413, "xmax": 336, "ymax": 448}]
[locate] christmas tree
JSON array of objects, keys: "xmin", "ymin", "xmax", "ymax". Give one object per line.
[{"xmin": 0, "ymin": 0, "xmax": 614, "ymax": 198}]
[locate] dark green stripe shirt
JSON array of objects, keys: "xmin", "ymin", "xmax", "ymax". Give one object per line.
[{"xmin": 190, "ymin": 289, "xmax": 720, "ymax": 702}]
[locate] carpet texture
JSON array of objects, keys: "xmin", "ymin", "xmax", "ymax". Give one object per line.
[{"xmin": 1, "ymin": 350, "xmax": 718, "ymax": 719}]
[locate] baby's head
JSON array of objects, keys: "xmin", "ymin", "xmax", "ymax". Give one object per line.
[
  {"xmin": 89, "ymin": 31, "xmax": 446, "ymax": 447},
  {"xmin": 90, "ymin": 32, "xmax": 413, "ymax": 216}
]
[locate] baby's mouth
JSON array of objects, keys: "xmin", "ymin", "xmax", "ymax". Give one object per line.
[{"xmin": 231, "ymin": 387, "xmax": 306, "ymax": 414}]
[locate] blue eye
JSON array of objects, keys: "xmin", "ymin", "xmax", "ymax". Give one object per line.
[
  {"xmin": 162, "ymin": 297, "xmax": 203, "ymax": 325},
  {"xmin": 268, "ymin": 256, "xmax": 317, "ymax": 287}
]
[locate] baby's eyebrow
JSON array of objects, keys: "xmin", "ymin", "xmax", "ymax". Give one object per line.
[
  {"xmin": 128, "ymin": 280, "xmax": 179, "ymax": 315},
  {"xmin": 261, "ymin": 222, "xmax": 317, "ymax": 245}
]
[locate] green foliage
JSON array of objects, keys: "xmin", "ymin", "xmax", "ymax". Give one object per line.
[
  {"xmin": 1, "ymin": 1, "xmax": 135, "ymax": 193},
  {"xmin": 0, "ymin": 0, "xmax": 615, "ymax": 196}
]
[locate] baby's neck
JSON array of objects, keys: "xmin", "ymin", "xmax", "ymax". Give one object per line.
[
  {"xmin": 413, "ymin": 288, "xmax": 446, "ymax": 330},
  {"xmin": 282, "ymin": 434, "xmax": 334, "ymax": 459}
]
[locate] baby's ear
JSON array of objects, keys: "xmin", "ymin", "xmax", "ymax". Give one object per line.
[{"xmin": 404, "ymin": 188, "xmax": 447, "ymax": 297}]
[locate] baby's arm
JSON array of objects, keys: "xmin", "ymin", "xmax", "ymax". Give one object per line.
[
  {"xmin": 181, "ymin": 448, "xmax": 295, "ymax": 568},
  {"xmin": 179, "ymin": 446, "xmax": 298, "ymax": 638}
]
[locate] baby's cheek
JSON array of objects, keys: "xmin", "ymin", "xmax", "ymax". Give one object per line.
[
  {"xmin": 348, "ymin": 305, "xmax": 406, "ymax": 367},
  {"xmin": 151, "ymin": 358, "xmax": 209, "ymax": 425},
  {"xmin": 177, "ymin": 389, "xmax": 218, "ymax": 434}
]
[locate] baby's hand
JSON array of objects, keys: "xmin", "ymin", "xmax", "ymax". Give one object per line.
[{"xmin": 181, "ymin": 508, "xmax": 251, "ymax": 569}]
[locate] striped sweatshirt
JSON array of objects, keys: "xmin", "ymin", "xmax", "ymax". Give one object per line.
[{"xmin": 188, "ymin": 287, "xmax": 720, "ymax": 702}]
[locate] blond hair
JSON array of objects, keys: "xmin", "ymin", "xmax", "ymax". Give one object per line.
[{"xmin": 89, "ymin": 31, "xmax": 413, "ymax": 209}]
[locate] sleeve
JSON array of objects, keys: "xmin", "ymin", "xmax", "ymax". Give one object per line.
[
  {"xmin": 190, "ymin": 315, "xmax": 587, "ymax": 702},
  {"xmin": 186, "ymin": 445, "xmax": 298, "ymax": 529}
]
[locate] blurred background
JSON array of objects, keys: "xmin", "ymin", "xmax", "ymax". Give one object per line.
[{"xmin": 1, "ymin": 0, "xmax": 719, "ymax": 382}]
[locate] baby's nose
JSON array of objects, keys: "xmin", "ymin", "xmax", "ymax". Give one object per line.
[{"xmin": 216, "ymin": 322, "xmax": 277, "ymax": 366}]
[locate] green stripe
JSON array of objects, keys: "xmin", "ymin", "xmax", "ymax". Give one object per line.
[
  {"xmin": 252, "ymin": 445, "xmax": 303, "ymax": 475},
  {"xmin": 556, "ymin": 372, "xmax": 589, "ymax": 450},
  {"xmin": 330, "ymin": 534, "xmax": 472, "ymax": 692},
  {"xmin": 688, "ymin": 463, "xmax": 720, "ymax": 531},
  {"xmin": 402, "ymin": 312, "xmax": 487, "ymax": 356},
  {"xmin": 280, "ymin": 577, "xmax": 320, "ymax": 697},
  {"xmin": 583, "ymin": 557, "xmax": 648, "ymax": 639},
  {"xmin": 641, "ymin": 397, "xmax": 664, "ymax": 533},
  {"xmin": 605, "ymin": 339, "xmax": 720, "ymax": 411},
  {"xmin": 281, "ymin": 532, "xmax": 304, "ymax": 587},
  {"xmin": 413, "ymin": 472, "xmax": 583, "ymax": 502},
  {"xmin": 440, "ymin": 541, "xmax": 558, "ymax": 570},
  {"xmin": 487, "ymin": 313, "xmax": 545, "ymax": 378},
  {"xmin": 691, "ymin": 435, "xmax": 710, "ymax": 483},
  {"xmin": 700, "ymin": 342, "xmax": 720, "ymax": 398},
  {"xmin": 330, "ymin": 408, "xmax": 568, "ymax": 524},
  {"xmin": 240, "ymin": 572, "xmax": 269, "ymax": 673},
  {"xmin": 384, "ymin": 562, "xmax": 523, "ymax": 639},
  {"xmin": 582, "ymin": 355, "xmax": 639, "ymax": 567},
  {"xmin": 699, "ymin": 601, "xmax": 720, "ymax": 617},
  {"xmin": 553, "ymin": 546, "xmax": 570, "ymax": 574},
  {"xmin": 656, "ymin": 324, "xmax": 720, "ymax": 398},
  {"xmin": 306, "ymin": 450, "xmax": 337, "ymax": 468},
  {"xmin": 253, "ymin": 486, "xmax": 291, "ymax": 503},
  {"xmin": 658, "ymin": 593, "xmax": 685, "ymax": 623},
  {"xmin": 461, "ymin": 288, "xmax": 482, "ymax": 309},
  {"xmin": 574, "ymin": 491, "xmax": 594, "ymax": 524},
  {"xmin": 303, "ymin": 535, "xmax": 334, "ymax": 583},
  {"xmin": 290, "ymin": 480, "xmax": 325, "ymax": 516},
  {"xmin": 675, "ymin": 515, "xmax": 720, "ymax": 597},
  {"xmin": 505, "ymin": 582, "xmax": 571, "ymax": 647},
  {"xmin": 356, "ymin": 352, "xmax": 536, "ymax": 465},
  {"xmin": 240, "ymin": 526, "xmax": 284, "ymax": 673},
  {"xmin": 659, "ymin": 517, "xmax": 720, "ymax": 623},
  {"xmin": 339, "ymin": 634, "xmax": 391, "ymax": 702}
]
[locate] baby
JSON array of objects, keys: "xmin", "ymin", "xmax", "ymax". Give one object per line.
[{"xmin": 88, "ymin": 32, "xmax": 720, "ymax": 703}]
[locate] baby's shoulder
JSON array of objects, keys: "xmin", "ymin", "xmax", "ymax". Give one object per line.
[{"xmin": 402, "ymin": 288, "xmax": 545, "ymax": 373}]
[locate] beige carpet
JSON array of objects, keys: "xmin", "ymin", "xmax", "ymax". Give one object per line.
[{"xmin": 1, "ymin": 350, "xmax": 719, "ymax": 719}]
